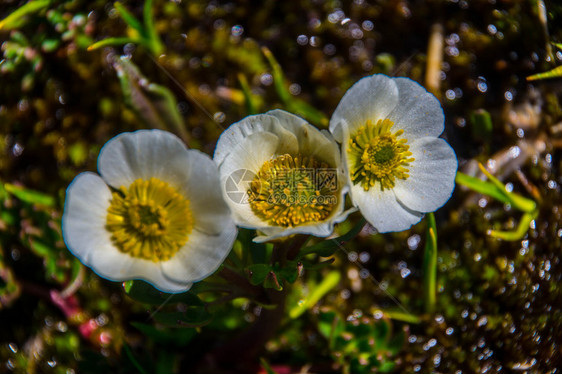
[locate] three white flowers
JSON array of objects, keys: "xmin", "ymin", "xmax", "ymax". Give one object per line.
[{"xmin": 62, "ymin": 74, "xmax": 457, "ymax": 293}]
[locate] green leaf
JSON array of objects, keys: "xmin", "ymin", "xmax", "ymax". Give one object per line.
[
  {"xmin": 0, "ymin": 0, "xmax": 52, "ymax": 30},
  {"xmin": 247, "ymin": 264, "xmax": 271, "ymax": 286},
  {"xmin": 423, "ymin": 213, "xmax": 437, "ymax": 314},
  {"xmin": 124, "ymin": 280, "xmax": 203, "ymax": 306},
  {"xmin": 4, "ymin": 183, "xmax": 54, "ymax": 206}
]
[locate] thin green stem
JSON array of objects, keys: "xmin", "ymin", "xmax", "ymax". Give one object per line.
[{"xmin": 423, "ymin": 213, "xmax": 437, "ymax": 314}]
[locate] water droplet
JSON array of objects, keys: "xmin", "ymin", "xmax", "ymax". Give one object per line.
[
  {"xmin": 359, "ymin": 269, "xmax": 370, "ymax": 279},
  {"xmin": 260, "ymin": 73, "xmax": 273, "ymax": 86},
  {"xmin": 407, "ymin": 234, "xmax": 421, "ymax": 250},
  {"xmin": 359, "ymin": 252, "xmax": 370, "ymax": 263},
  {"xmin": 231, "ymin": 25, "xmax": 244, "ymax": 37},
  {"xmin": 309, "ymin": 36, "xmax": 320, "ymax": 47},
  {"xmin": 347, "ymin": 251, "xmax": 358, "ymax": 262},
  {"xmin": 213, "ymin": 112, "xmax": 225, "ymax": 123},
  {"xmin": 446, "ymin": 327, "xmax": 454, "ymax": 335},
  {"xmin": 297, "ymin": 34, "xmax": 308, "ymax": 45},
  {"xmin": 289, "ymin": 83, "xmax": 301, "ymax": 95},
  {"xmin": 478, "ymin": 198, "xmax": 487, "ymax": 208},
  {"xmin": 323, "ymin": 43, "xmax": 336, "ymax": 55},
  {"xmin": 516, "ymin": 128, "xmax": 525, "ymax": 138},
  {"xmin": 8, "ymin": 343, "xmax": 17, "ymax": 353},
  {"xmin": 373, "ymin": 310, "xmax": 383, "ymax": 319},
  {"xmin": 362, "ymin": 20, "xmax": 374, "ymax": 31},
  {"xmin": 477, "ymin": 316, "xmax": 488, "ymax": 327},
  {"xmin": 328, "ymin": 9, "xmax": 345, "ymax": 24},
  {"xmin": 400, "ymin": 268, "xmax": 411, "ymax": 278},
  {"xmin": 408, "ymin": 335, "xmax": 417, "ymax": 343},
  {"xmin": 446, "ymin": 89, "xmax": 456, "ymax": 100},
  {"xmin": 477, "ymin": 81, "xmax": 488, "ymax": 93}
]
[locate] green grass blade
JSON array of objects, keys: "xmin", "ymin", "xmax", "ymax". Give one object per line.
[
  {"xmin": 4, "ymin": 183, "xmax": 55, "ymax": 206},
  {"xmin": 289, "ymin": 271, "xmax": 340, "ymax": 319},
  {"xmin": 456, "ymin": 171, "xmax": 512, "ymax": 204},
  {"xmin": 0, "ymin": 0, "xmax": 52, "ymax": 30},
  {"xmin": 114, "ymin": 2, "xmax": 145, "ymax": 35},
  {"xmin": 88, "ymin": 37, "xmax": 137, "ymax": 51},
  {"xmin": 477, "ymin": 164, "xmax": 536, "ymax": 213},
  {"xmin": 527, "ymin": 65, "xmax": 562, "ymax": 81},
  {"xmin": 423, "ymin": 213, "xmax": 437, "ymax": 314},
  {"xmin": 488, "ymin": 211, "xmax": 538, "ymax": 241},
  {"xmin": 238, "ymin": 73, "xmax": 259, "ymax": 114},
  {"xmin": 143, "ymin": 0, "xmax": 163, "ymax": 55}
]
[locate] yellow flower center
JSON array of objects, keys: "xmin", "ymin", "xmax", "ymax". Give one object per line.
[
  {"xmin": 248, "ymin": 154, "xmax": 338, "ymax": 227},
  {"xmin": 106, "ymin": 178, "xmax": 193, "ymax": 262},
  {"xmin": 347, "ymin": 118, "xmax": 415, "ymax": 191}
]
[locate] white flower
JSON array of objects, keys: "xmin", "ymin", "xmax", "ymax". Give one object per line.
[
  {"xmin": 214, "ymin": 109, "xmax": 352, "ymax": 242},
  {"xmin": 330, "ymin": 74, "xmax": 457, "ymax": 233},
  {"xmin": 62, "ymin": 130, "xmax": 237, "ymax": 293}
]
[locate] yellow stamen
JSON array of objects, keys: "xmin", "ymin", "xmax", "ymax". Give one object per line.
[
  {"xmin": 347, "ymin": 119, "xmax": 415, "ymax": 191},
  {"xmin": 248, "ymin": 154, "xmax": 338, "ymax": 227},
  {"xmin": 106, "ymin": 178, "xmax": 193, "ymax": 262}
]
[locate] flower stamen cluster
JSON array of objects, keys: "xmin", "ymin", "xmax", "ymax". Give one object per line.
[
  {"xmin": 106, "ymin": 178, "xmax": 193, "ymax": 262},
  {"xmin": 248, "ymin": 154, "xmax": 337, "ymax": 227},
  {"xmin": 348, "ymin": 118, "xmax": 414, "ymax": 191}
]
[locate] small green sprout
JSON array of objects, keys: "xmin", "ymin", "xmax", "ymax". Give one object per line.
[{"xmin": 456, "ymin": 163, "xmax": 539, "ymax": 241}]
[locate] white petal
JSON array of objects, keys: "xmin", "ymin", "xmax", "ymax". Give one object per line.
[
  {"xmin": 387, "ymin": 77, "xmax": 445, "ymax": 139},
  {"xmin": 350, "ymin": 184, "xmax": 423, "ymax": 233},
  {"xmin": 88, "ymin": 249, "xmax": 193, "ymax": 293},
  {"xmin": 161, "ymin": 222, "xmax": 237, "ymax": 284},
  {"xmin": 168, "ymin": 149, "xmax": 234, "ymax": 235},
  {"xmin": 214, "ymin": 112, "xmax": 295, "ymax": 166},
  {"xmin": 62, "ymin": 172, "xmax": 113, "ymax": 261},
  {"xmin": 62, "ymin": 172, "xmax": 191, "ymax": 293},
  {"xmin": 253, "ymin": 206, "xmax": 356, "ymax": 243},
  {"xmin": 393, "ymin": 137, "xmax": 457, "ymax": 212},
  {"xmin": 329, "ymin": 74, "xmax": 399, "ymax": 142},
  {"xmin": 98, "ymin": 129, "xmax": 189, "ymax": 189},
  {"xmin": 218, "ymin": 131, "xmax": 280, "ymax": 228}
]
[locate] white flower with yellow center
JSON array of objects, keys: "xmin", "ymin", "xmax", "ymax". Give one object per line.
[
  {"xmin": 62, "ymin": 130, "xmax": 237, "ymax": 293},
  {"xmin": 330, "ymin": 74, "xmax": 457, "ymax": 232},
  {"xmin": 214, "ymin": 110, "xmax": 351, "ymax": 242}
]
